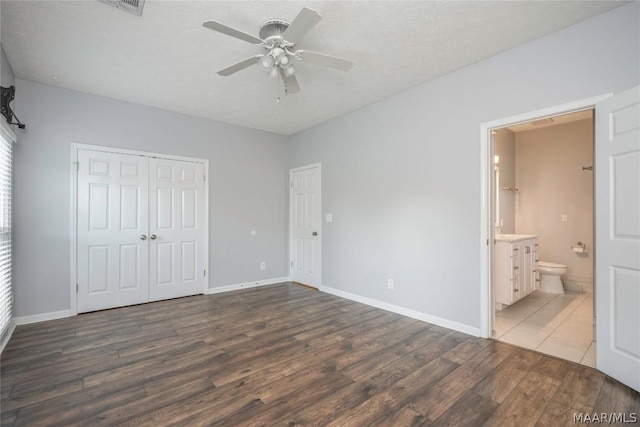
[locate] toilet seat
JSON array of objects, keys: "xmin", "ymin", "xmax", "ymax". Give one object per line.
[{"xmin": 538, "ymin": 261, "xmax": 565, "ymax": 269}]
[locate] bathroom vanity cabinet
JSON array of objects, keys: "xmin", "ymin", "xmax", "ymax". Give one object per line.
[{"xmin": 494, "ymin": 235, "xmax": 538, "ymax": 307}]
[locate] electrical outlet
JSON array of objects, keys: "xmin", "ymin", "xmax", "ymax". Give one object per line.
[
  {"xmin": 387, "ymin": 279, "xmax": 394, "ymax": 290},
  {"xmin": 561, "ymin": 214, "xmax": 568, "ymax": 223},
  {"xmin": 260, "ymin": 262, "xmax": 266, "ymax": 271}
]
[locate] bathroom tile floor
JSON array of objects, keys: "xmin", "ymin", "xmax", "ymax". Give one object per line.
[{"xmin": 494, "ymin": 290, "xmax": 595, "ymax": 367}]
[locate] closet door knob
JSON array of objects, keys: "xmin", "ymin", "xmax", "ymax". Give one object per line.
[
  {"xmin": 140, "ymin": 235, "xmax": 147, "ymax": 240},
  {"xmin": 150, "ymin": 234, "xmax": 157, "ymax": 240}
]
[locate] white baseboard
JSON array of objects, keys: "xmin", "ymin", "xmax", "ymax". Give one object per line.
[
  {"xmin": 319, "ymin": 285, "xmax": 481, "ymax": 337},
  {"xmin": 207, "ymin": 276, "xmax": 290, "ymax": 295},
  {"xmin": 0, "ymin": 320, "xmax": 16, "ymax": 353},
  {"xmin": 15, "ymin": 310, "xmax": 71, "ymax": 326}
]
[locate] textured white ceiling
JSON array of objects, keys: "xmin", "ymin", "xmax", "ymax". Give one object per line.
[{"xmin": 0, "ymin": 1, "xmax": 624, "ymax": 135}]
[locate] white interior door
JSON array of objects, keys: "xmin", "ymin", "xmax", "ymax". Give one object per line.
[
  {"xmin": 148, "ymin": 158, "xmax": 206, "ymax": 301},
  {"xmin": 77, "ymin": 150, "xmax": 149, "ymax": 313},
  {"xmin": 290, "ymin": 165, "xmax": 321, "ymax": 288},
  {"xmin": 595, "ymin": 86, "xmax": 640, "ymax": 392}
]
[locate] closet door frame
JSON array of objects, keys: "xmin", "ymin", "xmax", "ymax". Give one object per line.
[{"xmin": 70, "ymin": 143, "xmax": 209, "ymax": 316}]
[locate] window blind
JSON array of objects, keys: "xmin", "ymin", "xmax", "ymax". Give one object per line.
[{"xmin": 0, "ymin": 131, "xmax": 13, "ymax": 340}]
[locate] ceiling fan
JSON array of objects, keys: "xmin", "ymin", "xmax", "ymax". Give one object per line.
[{"xmin": 203, "ymin": 7, "xmax": 354, "ymax": 96}]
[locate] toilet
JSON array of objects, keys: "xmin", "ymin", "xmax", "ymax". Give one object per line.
[{"xmin": 538, "ymin": 261, "xmax": 567, "ymax": 294}]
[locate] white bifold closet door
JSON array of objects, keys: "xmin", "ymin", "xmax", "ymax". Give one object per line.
[
  {"xmin": 77, "ymin": 149, "xmax": 205, "ymax": 313},
  {"xmin": 148, "ymin": 158, "xmax": 205, "ymax": 302}
]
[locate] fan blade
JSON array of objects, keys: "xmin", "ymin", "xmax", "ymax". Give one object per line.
[
  {"xmin": 296, "ymin": 50, "xmax": 353, "ymax": 71},
  {"xmin": 218, "ymin": 55, "xmax": 263, "ymax": 76},
  {"xmin": 280, "ymin": 68, "xmax": 300, "ymax": 94},
  {"xmin": 203, "ymin": 21, "xmax": 263, "ymax": 45},
  {"xmin": 282, "ymin": 7, "xmax": 321, "ymax": 43}
]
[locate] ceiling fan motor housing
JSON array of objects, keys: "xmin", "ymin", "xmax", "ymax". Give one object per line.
[{"xmin": 259, "ymin": 19, "xmax": 291, "ymax": 43}]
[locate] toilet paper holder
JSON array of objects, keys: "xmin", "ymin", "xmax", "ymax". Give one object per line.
[{"xmin": 571, "ymin": 241, "xmax": 587, "ymax": 253}]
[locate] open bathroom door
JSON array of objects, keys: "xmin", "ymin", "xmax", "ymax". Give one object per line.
[{"xmin": 595, "ymin": 85, "xmax": 640, "ymax": 392}]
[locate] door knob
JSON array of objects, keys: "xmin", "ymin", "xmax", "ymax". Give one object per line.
[
  {"xmin": 140, "ymin": 235, "xmax": 147, "ymax": 240},
  {"xmin": 150, "ymin": 234, "xmax": 157, "ymax": 240},
  {"xmin": 312, "ymin": 232, "xmax": 318, "ymax": 236}
]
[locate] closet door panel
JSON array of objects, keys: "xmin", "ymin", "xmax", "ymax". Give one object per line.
[
  {"xmin": 148, "ymin": 158, "xmax": 205, "ymax": 301},
  {"xmin": 77, "ymin": 150, "xmax": 149, "ymax": 313}
]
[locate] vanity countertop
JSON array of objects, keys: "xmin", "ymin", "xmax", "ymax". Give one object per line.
[{"xmin": 495, "ymin": 234, "xmax": 538, "ymax": 242}]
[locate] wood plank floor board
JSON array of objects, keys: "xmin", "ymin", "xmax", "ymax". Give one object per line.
[
  {"xmin": 304, "ymin": 312, "xmax": 405, "ymax": 347},
  {"xmin": 11, "ymin": 385, "xmax": 149, "ymax": 427},
  {"xmin": 369, "ymin": 405, "xmax": 427, "ymax": 427},
  {"xmin": 324, "ymin": 356, "xmax": 459, "ymax": 427},
  {"xmin": 128, "ymin": 339, "xmax": 363, "ymax": 425},
  {"xmin": 593, "ymin": 376, "xmax": 640, "ymax": 416},
  {"xmin": 421, "ymin": 390, "xmax": 498, "ymax": 427},
  {"xmin": 82, "ymin": 377, "xmax": 216, "ymax": 427},
  {"xmin": 2, "ymin": 283, "xmax": 639, "ymax": 426},
  {"xmin": 483, "ymin": 370, "xmax": 561, "ymax": 427},
  {"xmin": 81, "ymin": 343, "xmax": 226, "ymax": 389},
  {"xmin": 281, "ymin": 380, "xmax": 380, "ymax": 426},
  {"xmin": 5, "ymin": 340, "xmax": 212, "ymax": 398},
  {"xmin": 551, "ymin": 364, "xmax": 605, "ymax": 413},
  {"xmin": 533, "ymin": 401, "xmax": 574, "ymax": 427},
  {"xmin": 1, "ymin": 378, "xmax": 84, "ymax": 413},
  {"xmin": 3, "ymin": 342, "xmax": 120, "ymax": 374},
  {"xmin": 441, "ymin": 335, "xmax": 493, "ymax": 365},
  {"xmin": 283, "ymin": 333, "xmax": 468, "ymax": 426},
  {"xmin": 470, "ymin": 347, "xmax": 542, "ymax": 404},
  {"xmin": 210, "ymin": 372, "xmax": 354, "ymax": 427},
  {"xmin": 414, "ymin": 341, "xmax": 515, "ymax": 421},
  {"xmin": 364, "ymin": 331, "xmax": 469, "ymax": 389},
  {"xmin": 340, "ymin": 327, "xmax": 444, "ymax": 382}
]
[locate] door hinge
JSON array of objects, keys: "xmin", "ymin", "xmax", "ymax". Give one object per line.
[
  {"xmin": 74, "ymin": 161, "xmax": 79, "ymax": 172},
  {"xmin": 290, "ymin": 261, "xmax": 293, "ymax": 268},
  {"xmin": 203, "ymin": 174, "xmax": 206, "ymax": 182},
  {"xmin": 486, "ymin": 239, "xmax": 489, "ymax": 246},
  {"xmin": 290, "ymin": 181, "xmax": 293, "ymax": 188},
  {"xmin": 204, "ymin": 269, "xmax": 206, "ymax": 277},
  {"xmin": 76, "ymin": 283, "xmax": 79, "ymax": 293}
]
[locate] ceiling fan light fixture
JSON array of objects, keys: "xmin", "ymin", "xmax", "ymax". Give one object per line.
[
  {"xmin": 284, "ymin": 65, "xmax": 296, "ymax": 76},
  {"xmin": 259, "ymin": 54, "xmax": 275, "ymax": 71}
]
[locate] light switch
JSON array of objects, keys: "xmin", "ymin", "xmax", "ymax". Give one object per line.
[
  {"xmin": 561, "ymin": 214, "xmax": 568, "ymax": 223},
  {"xmin": 326, "ymin": 214, "xmax": 333, "ymax": 223}
]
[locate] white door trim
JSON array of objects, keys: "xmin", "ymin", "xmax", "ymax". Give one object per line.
[
  {"xmin": 479, "ymin": 94, "xmax": 611, "ymax": 338},
  {"xmin": 289, "ymin": 163, "xmax": 322, "ymax": 288},
  {"xmin": 70, "ymin": 143, "xmax": 209, "ymax": 316}
]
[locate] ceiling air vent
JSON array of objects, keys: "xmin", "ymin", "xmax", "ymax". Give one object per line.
[{"xmin": 100, "ymin": 0, "xmax": 145, "ymax": 16}]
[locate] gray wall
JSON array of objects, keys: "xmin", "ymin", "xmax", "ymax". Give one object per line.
[
  {"xmin": 1, "ymin": 44, "xmax": 15, "ymax": 87},
  {"xmin": 13, "ymin": 79, "xmax": 289, "ymax": 317},
  {"xmin": 515, "ymin": 119, "xmax": 594, "ymax": 289},
  {"xmin": 288, "ymin": 3, "xmax": 639, "ymax": 330}
]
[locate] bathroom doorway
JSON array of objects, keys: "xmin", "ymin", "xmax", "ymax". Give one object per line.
[{"xmin": 489, "ymin": 109, "xmax": 596, "ymax": 367}]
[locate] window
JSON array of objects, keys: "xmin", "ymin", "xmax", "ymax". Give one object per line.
[{"xmin": 0, "ymin": 128, "xmax": 13, "ymax": 341}]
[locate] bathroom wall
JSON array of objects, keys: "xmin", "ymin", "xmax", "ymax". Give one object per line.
[
  {"xmin": 494, "ymin": 129, "xmax": 516, "ymax": 234},
  {"xmin": 515, "ymin": 118, "xmax": 594, "ymax": 292}
]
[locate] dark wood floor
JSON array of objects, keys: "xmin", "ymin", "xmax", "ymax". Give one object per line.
[{"xmin": 1, "ymin": 283, "xmax": 638, "ymax": 426}]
